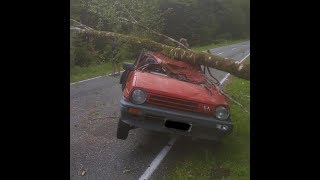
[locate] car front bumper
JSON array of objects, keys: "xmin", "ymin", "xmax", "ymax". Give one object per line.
[{"xmin": 120, "ymin": 97, "xmax": 233, "ymax": 141}]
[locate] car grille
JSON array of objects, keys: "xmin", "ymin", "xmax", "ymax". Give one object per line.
[{"xmin": 147, "ymin": 94, "xmax": 199, "ymax": 113}]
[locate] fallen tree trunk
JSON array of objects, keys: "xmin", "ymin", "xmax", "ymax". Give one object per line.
[{"xmin": 70, "ymin": 27, "xmax": 250, "ymax": 80}]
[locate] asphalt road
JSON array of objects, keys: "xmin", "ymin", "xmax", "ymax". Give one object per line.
[
  {"xmin": 205, "ymin": 41, "xmax": 250, "ymax": 84},
  {"xmin": 70, "ymin": 41, "xmax": 250, "ymax": 180}
]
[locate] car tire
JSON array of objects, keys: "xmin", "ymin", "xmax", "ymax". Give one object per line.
[
  {"xmin": 120, "ymin": 70, "xmax": 130, "ymax": 91},
  {"xmin": 121, "ymin": 82, "xmax": 126, "ymax": 91},
  {"xmin": 117, "ymin": 119, "xmax": 130, "ymax": 140}
]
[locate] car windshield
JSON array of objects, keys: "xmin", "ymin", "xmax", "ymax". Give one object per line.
[{"xmin": 138, "ymin": 59, "xmax": 205, "ymax": 84}]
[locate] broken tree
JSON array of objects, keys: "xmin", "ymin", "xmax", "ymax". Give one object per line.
[{"xmin": 70, "ymin": 27, "xmax": 250, "ymax": 80}]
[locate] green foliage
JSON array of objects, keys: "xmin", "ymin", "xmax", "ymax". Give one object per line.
[
  {"xmin": 70, "ymin": 63, "xmax": 114, "ymax": 83},
  {"xmin": 84, "ymin": 0, "xmax": 164, "ymax": 35},
  {"xmin": 94, "ymin": 37, "xmax": 142, "ymax": 64},
  {"xmin": 159, "ymin": 0, "xmax": 250, "ymax": 46},
  {"xmin": 71, "ymin": 0, "xmax": 250, "ymax": 46},
  {"xmin": 72, "ymin": 34, "xmax": 96, "ymax": 67},
  {"xmin": 70, "ymin": 0, "xmax": 164, "ymax": 69},
  {"xmin": 70, "ymin": 0, "xmax": 81, "ymax": 20},
  {"xmin": 70, "ymin": 59, "xmax": 135, "ymax": 83},
  {"xmin": 70, "ymin": 33, "xmax": 76, "ymax": 67},
  {"xmin": 74, "ymin": 46, "xmax": 94, "ymax": 67},
  {"xmin": 70, "ymin": 0, "xmax": 250, "ymax": 77}
]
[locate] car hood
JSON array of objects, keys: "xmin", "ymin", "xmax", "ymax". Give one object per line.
[{"xmin": 132, "ymin": 71, "xmax": 227, "ymax": 106}]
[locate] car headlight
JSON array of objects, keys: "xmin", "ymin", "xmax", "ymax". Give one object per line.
[
  {"xmin": 215, "ymin": 106, "xmax": 229, "ymax": 120},
  {"xmin": 131, "ymin": 89, "xmax": 147, "ymax": 104}
]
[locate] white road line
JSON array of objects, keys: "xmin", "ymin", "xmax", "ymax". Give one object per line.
[
  {"xmin": 232, "ymin": 48, "xmax": 237, "ymax": 50},
  {"xmin": 239, "ymin": 53, "xmax": 250, "ymax": 63},
  {"xmin": 218, "ymin": 52, "xmax": 224, "ymax": 55},
  {"xmin": 70, "ymin": 76, "xmax": 103, "ymax": 85},
  {"xmin": 220, "ymin": 52, "xmax": 250, "ymax": 85},
  {"xmin": 70, "ymin": 70, "xmax": 125, "ymax": 86},
  {"xmin": 138, "ymin": 137, "xmax": 177, "ymax": 180},
  {"xmin": 219, "ymin": 73, "xmax": 231, "ymax": 85},
  {"xmin": 108, "ymin": 70, "xmax": 125, "ymax": 76}
]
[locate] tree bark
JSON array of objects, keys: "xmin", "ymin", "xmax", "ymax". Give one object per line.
[{"xmin": 70, "ymin": 27, "xmax": 250, "ymax": 80}]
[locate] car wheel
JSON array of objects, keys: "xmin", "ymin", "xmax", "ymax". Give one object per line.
[{"xmin": 117, "ymin": 119, "xmax": 130, "ymax": 140}]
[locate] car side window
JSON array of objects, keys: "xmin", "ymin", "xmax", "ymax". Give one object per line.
[
  {"xmin": 136, "ymin": 55, "xmax": 147, "ymax": 68},
  {"xmin": 137, "ymin": 55, "xmax": 157, "ymax": 68}
]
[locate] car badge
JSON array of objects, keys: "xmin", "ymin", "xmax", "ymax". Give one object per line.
[{"xmin": 204, "ymin": 106, "xmax": 210, "ymax": 112}]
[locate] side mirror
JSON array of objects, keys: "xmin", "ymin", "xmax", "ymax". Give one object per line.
[{"xmin": 123, "ymin": 62, "xmax": 135, "ymax": 71}]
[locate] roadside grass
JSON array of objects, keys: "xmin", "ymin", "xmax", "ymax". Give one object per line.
[
  {"xmin": 70, "ymin": 63, "xmax": 114, "ymax": 83},
  {"xmin": 165, "ymin": 57, "xmax": 250, "ymax": 180},
  {"xmin": 70, "ymin": 39, "xmax": 248, "ymax": 83},
  {"xmin": 192, "ymin": 39, "xmax": 248, "ymax": 52},
  {"xmin": 70, "ymin": 59, "xmax": 135, "ymax": 83},
  {"xmin": 244, "ymin": 56, "xmax": 250, "ymax": 65}
]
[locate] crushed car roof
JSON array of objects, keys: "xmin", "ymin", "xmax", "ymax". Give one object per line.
[{"xmin": 148, "ymin": 52, "xmax": 206, "ymax": 84}]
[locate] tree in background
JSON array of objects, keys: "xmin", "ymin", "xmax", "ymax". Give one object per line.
[
  {"xmin": 74, "ymin": 0, "xmax": 166, "ymax": 68},
  {"xmin": 159, "ymin": 0, "xmax": 250, "ymax": 46},
  {"xmin": 70, "ymin": 0, "xmax": 250, "ymax": 69}
]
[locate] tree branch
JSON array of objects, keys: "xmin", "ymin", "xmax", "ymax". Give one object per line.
[
  {"xmin": 220, "ymin": 90, "xmax": 249, "ymax": 113},
  {"xmin": 70, "ymin": 19, "xmax": 94, "ymax": 31},
  {"xmin": 118, "ymin": 2, "xmax": 138, "ymax": 23},
  {"xmin": 119, "ymin": 17, "xmax": 190, "ymax": 50}
]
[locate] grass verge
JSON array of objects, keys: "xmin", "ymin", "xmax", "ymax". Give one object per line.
[
  {"xmin": 70, "ymin": 63, "xmax": 114, "ymax": 83},
  {"xmin": 244, "ymin": 56, "xmax": 250, "ymax": 65},
  {"xmin": 165, "ymin": 58, "xmax": 250, "ymax": 180},
  {"xmin": 70, "ymin": 59, "xmax": 135, "ymax": 83}
]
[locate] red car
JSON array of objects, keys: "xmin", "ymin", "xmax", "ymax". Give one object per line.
[{"xmin": 118, "ymin": 51, "xmax": 232, "ymax": 141}]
